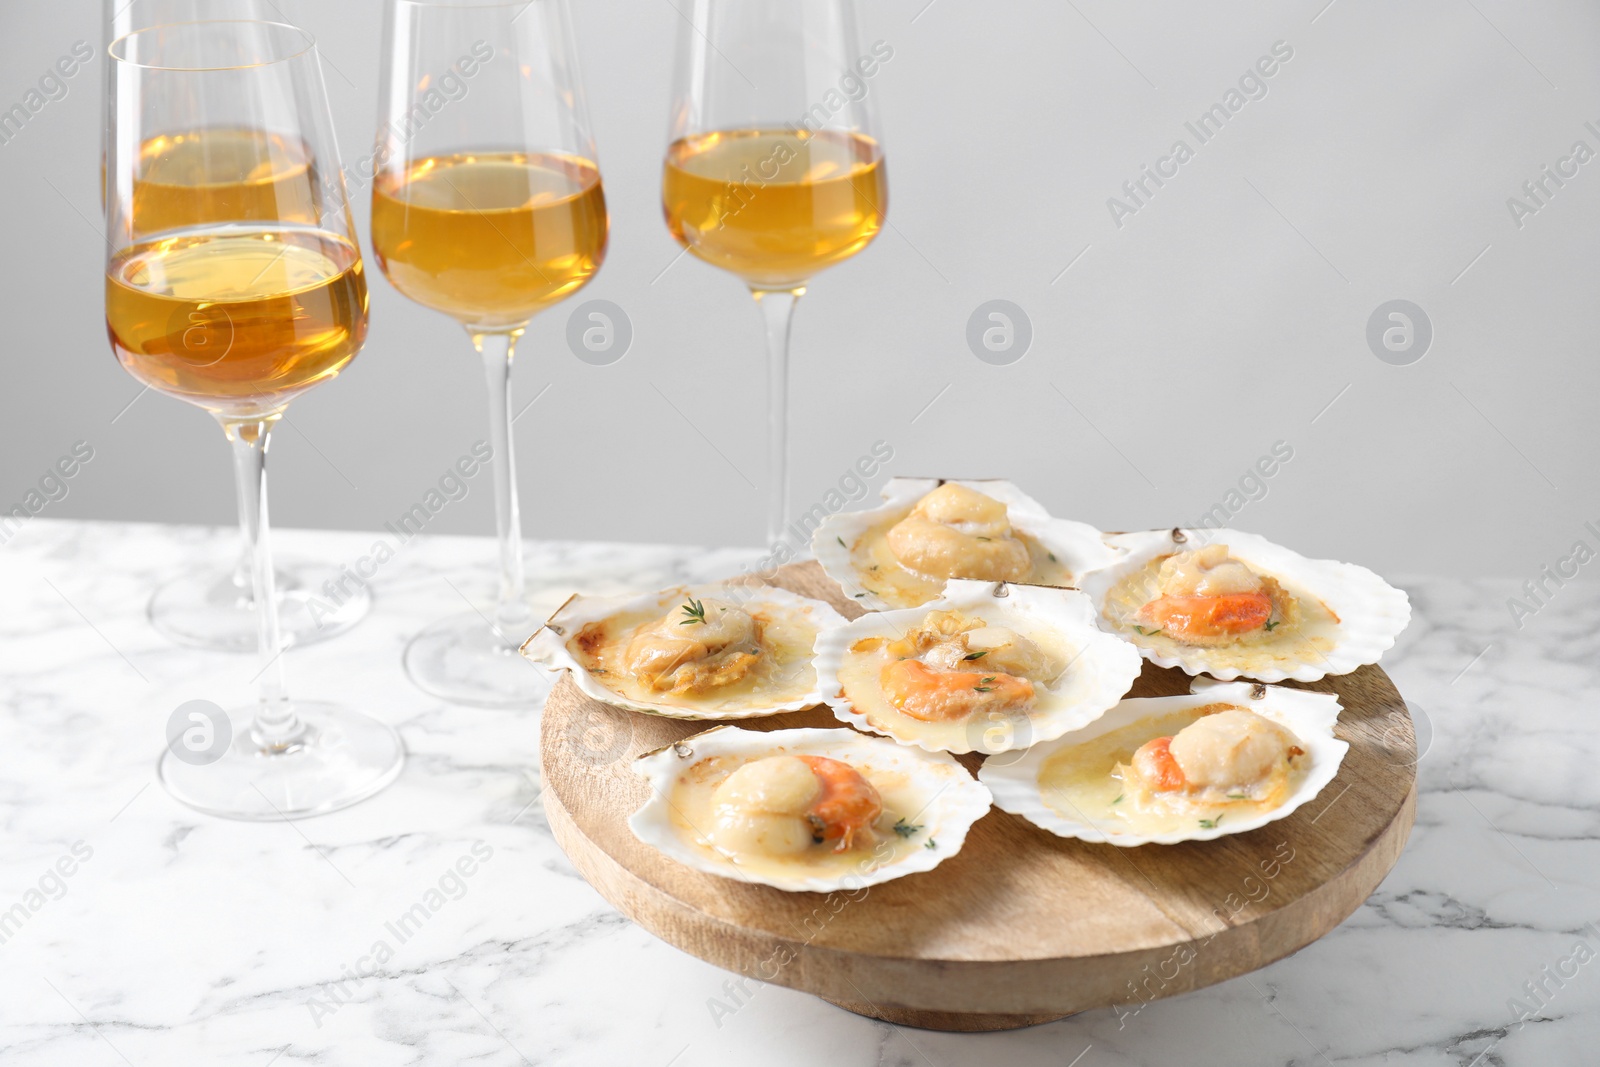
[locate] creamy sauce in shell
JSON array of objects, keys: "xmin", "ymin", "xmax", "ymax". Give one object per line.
[
  {"xmin": 836, "ymin": 609, "xmax": 1077, "ymax": 751},
  {"xmin": 1039, "ymin": 705, "xmax": 1308, "ymax": 837},
  {"xmin": 666, "ymin": 753, "xmax": 936, "ymax": 881},
  {"xmin": 1103, "ymin": 556, "xmax": 1340, "ymax": 673},
  {"xmin": 570, "ymin": 600, "xmax": 823, "ymax": 713},
  {"xmin": 848, "ymin": 511, "xmax": 1076, "ymax": 608}
]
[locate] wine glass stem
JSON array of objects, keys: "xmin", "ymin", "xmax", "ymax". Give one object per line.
[
  {"xmin": 753, "ymin": 288, "xmax": 803, "ymax": 546},
  {"xmin": 224, "ymin": 415, "xmax": 301, "ymax": 749},
  {"xmin": 473, "ymin": 329, "xmax": 532, "ymax": 641}
]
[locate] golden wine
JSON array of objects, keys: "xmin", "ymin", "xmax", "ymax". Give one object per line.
[
  {"xmin": 105, "ymin": 227, "xmax": 368, "ymax": 418},
  {"xmin": 127, "ymin": 127, "xmax": 321, "ymax": 236},
  {"xmin": 662, "ymin": 128, "xmax": 886, "ymax": 289},
  {"xmin": 370, "ymin": 152, "xmax": 608, "ymax": 328}
]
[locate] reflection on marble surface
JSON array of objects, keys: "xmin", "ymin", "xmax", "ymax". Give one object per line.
[{"xmin": 0, "ymin": 520, "xmax": 1594, "ymax": 1065}]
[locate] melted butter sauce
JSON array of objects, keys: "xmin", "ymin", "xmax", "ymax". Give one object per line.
[
  {"xmin": 848, "ymin": 511, "xmax": 1076, "ymax": 608},
  {"xmin": 569, "ymin": 600, "xmax": 823, "ymax": 713},
  {"xmin": 668, "ymin": 754, "xmax": 934, "ymax": 882},
  {"xmin": 836, "ymin": 609, "xmax": 1077, "ymax": 751},
  {"xmin": 1038, "ymin": 707, "xmax": 1305, "ymax": 837},
  {"xmin": 1103, "ymin": 556, "xmax": 1339, "ymax": 673}
]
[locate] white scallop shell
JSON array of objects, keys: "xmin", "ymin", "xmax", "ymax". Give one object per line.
[
  {"xmin": 629, "ymin": 725, "xmax": 992, "ymax": 892},
  {"xmin": 811, "ymin": 579, "xmax": 1144, "ymax": 755},
  {"xmin": 980, "ymin": 679, "xmax": 1348, "ymax": 847},
  {"xmin": 812, "ymin": 477, "xmax": 1123, "ymax": 611},
  {"xmin": 1077, "ymin": 527, "xmax": 1410, "ymax": 683},
  {"xmin": 521, "ymin": 583, "xmax": 847, "ymax": 720}
]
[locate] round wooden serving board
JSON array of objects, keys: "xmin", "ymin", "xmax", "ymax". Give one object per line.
[{"xmin": 539, "ymin": 561, "xmax": 1417, "ymax": 1031}]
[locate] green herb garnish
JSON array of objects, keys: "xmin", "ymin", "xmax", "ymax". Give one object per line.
[
  {"xmin": 679, "ymin": 598, "xmax": 708, "ymax": 626},
  {"xmin": 1264, "ymin": 619, "xmax": 1279, "ymax": 631},
  {"xmin": 963, "ymin": 650, "xmax": 989, "ymax": 661},
  {"xmin": 975, "ymin": 536, "xmax": 992, "ymax": 542},
  {"xmin": 836, "ymin": 536, "xmax": 846, "ymax": 548},
  {"xmin": 974, "ymin": 676, "xmax": 997, "ymax": 692},
  {"xmin": 1226, "ymin": 793, "xmax": 1248, "ymax": 800},
  {"xmin": 924, "ymin": 838, "xmax": 938, "ymax": 850},
  {"xmin": 1112, "ymin": 794, "xmax": 1123, "ymax": 805},
  {"xmin": 1047, "ymin": 552, "xmax": 1058, "ymax": 563},
  {"xmin": 893, "ymin": 818, "xmax": 923, "ymax": 838},
  {"xmin": 1133, "ymin": 625, "xmax": 1164, "ymax": 637},
  {"xmin": 1199, "ymin": 815, "xmax": 1223, "ymax": 829}
]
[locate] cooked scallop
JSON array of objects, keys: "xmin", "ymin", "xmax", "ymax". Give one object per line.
[
  {"xmin": 813, "ymin": 478, "xmax": 1123, "ymax": 610},
  {"xmin": 522, "ymin": 583, "xmax": 846, "ymax": 719},
  {"xmin": 629, "ymin": 726, "xmax": 992, "ymax": 892},
  {"xmin": 980, "ymin": 680, "xmax": 1348, "ymax": 846},
  {"xmin": 1079, "ymin": 528, "xmax": 1410, "ymax": 683},
  {"xmin": 813, "ymin": 579, "xmax": 1143, "ymax": 754}
]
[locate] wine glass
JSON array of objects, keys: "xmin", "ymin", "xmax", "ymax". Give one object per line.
[
  {"xmin": 372, "ymin": 0, "xmax": 607, "ymax": 706},
  {"xmin": 104, "ymin": 0, "xmax": 371, "ymax": 653},
  {"xmin": 662, "ymin": 0, "xmax": 887, "ymax": 545},
  {"xmin": 106, "ymin": 19, "xmax": 404, "ymax": 817}
]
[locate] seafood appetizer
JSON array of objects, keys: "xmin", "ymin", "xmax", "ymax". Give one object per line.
[
  {"xmin": 630, "ymin": 726, "xmax": 992, "ymax": 891},
  {"xmin": 981, "ymin": 680, "xmax": 1347, "ymax": 846},
  {"xmin": 813, "ymin": 478, "xmax": 1122, "ymax": 610},
  {"xmin": 1079, "ymin": 528, "xmax": 1409, "ymax": 683},
  {"xmin": 522, "ymin": 583, "xmax": 847, "ymax": 719},
  {"xmin": 813, "ymin": 579, "xmax": 1143, "ymax": 754}
]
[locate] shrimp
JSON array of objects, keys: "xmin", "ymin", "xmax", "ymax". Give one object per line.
[
  {"xmin": 1137, "ymin": 591, "xmax": 1273, "ymax": 642},
  {"xmin": 1130, "ymin": 736, "xmax": 1187, "ymax": 792},
  {"xmin": 1137, "ymin": 545, "xmax": 1276, "ymax": 643},
  {"xmin": 880, "ymin": 659, "xmax": 1036, "ymax": 723},
  {"xmin": 796, "ymin": 755, "xmax": 883, "ymax": 852}
]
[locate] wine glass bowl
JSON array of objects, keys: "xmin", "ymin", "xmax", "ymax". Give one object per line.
[
  {"xmin": 662, "ymin": 127, "xmax": 885, "ymax": 291},
  {"xmin": 371, "ymin": 150, "xmax": 606, "ymax": 329},
  {"xmin": 106, "ymin": 18, "xmax": 403, "ymax": 818},
  {"xmin": 372, "ymin": 0, "xmax": 607, "ymax": 706},
  {"xmin": 661, "ymin": 0, "xmax": 887, "ymax": 541},
  {"xmin": 104, "ymin": 0, "xmax": 372, "ymax": 650}
]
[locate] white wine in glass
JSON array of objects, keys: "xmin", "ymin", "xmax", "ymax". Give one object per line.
[
  {"xmin": 372, "ymin": 0, "xmax": 608, "ymax": 707},
  {"xmin": 662, "ymin": 0, "xmax": 887, "ymax": 544},
  {"xmin": 106, "ymin": 19, "xmax": 404, "ymax": 818},
  {"xmin": 104, "ymin": 0, "xmax": 371, "ymax": 652}
]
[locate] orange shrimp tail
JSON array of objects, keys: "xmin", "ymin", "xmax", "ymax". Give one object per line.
[
  {"xmin": 1131, "ymin": 736, "xmax": 1186, "ymax": 792},
  {"xmin": 1141, "ymin": 592, "xmax": 1272, "ymax": 640},
  {"xmin": 880, "ymin": 659, "xmax": 1035, "ymax": 723},
  {"xmin": 798, "ymin": 755, "xmax": 883, "ymax": 852}
]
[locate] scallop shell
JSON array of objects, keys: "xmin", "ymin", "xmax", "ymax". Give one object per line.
[
  {"xmin": 1077, "ymin": 527, "xmax": 1410, "ymax": 683},
  {"xmin": 812, "ymin": 477, "xmax": 1123, "ymax": 611},
  {"xmin": 629, "ymin": 725, "xmax": 992, "ymax": 892},
  {"xmin": 521, "ymin": 583, "xmax": 846, "ymax": 720},
  {"xmin": 980, "ymin": 679, "xmax": 1348, "ymax": 847},
  {"xmin": 812, "ymin": 578, "xmax": 1144, "ymax": 755}
]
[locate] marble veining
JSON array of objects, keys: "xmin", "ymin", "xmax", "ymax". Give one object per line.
[{"xmin": 0, "ymin": 518, "xmax": 1594, "ymax": 1066}]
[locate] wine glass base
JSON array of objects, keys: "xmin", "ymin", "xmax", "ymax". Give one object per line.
[
  {"xmin": 149, "ymin": 560, "xmax": 370, "ymax": 653},
  {"xmin": 403, "ymin": 611, "xmax": 545, "ymax": 708},
  {"xmin": 157, "ymin": 701, "xmax": 405, "ymax": 820}
]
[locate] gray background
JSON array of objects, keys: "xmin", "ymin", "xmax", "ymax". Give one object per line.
[{"xmin": 3, "ymin": 0, "xmax": 1595, "ymax": 581}]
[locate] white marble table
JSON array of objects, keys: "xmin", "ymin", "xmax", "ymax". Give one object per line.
[{"xmin": 1, "ymin": 519, "xmax": 1594, "ymax": 1065}]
